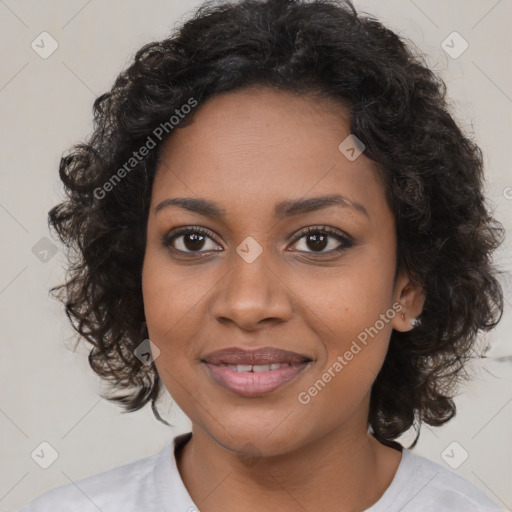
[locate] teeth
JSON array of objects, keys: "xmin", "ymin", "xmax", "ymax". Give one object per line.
[
  {"xmin": 222, "ymin": 363, "xmax": 292, "ymax": 372},
  {"xmin": 235, "ymin": 364, "xmax": 252, "ymax": 372},
  {"xmin": 252, "ymin": 364, "xmax": 270, "ymax": 372}
]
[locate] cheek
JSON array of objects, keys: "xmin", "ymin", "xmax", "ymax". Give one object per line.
[
  {"xmin": 291, "ymin": 254, "xmax": 395, "ymax": 396},
  {"xmin": 295, "ymin": 259, "xmax": 395, "ymax": 338},
  {"xmin": 141, "ymin": 251, "xmax": 196, "ymax": 374},
  {"xmin": 296, "ymin": 292, "xmax": 394, "ymax": 429},
  {"xmin": 142, "ymin": 248, "xmax": 203, "ymax": 335}
]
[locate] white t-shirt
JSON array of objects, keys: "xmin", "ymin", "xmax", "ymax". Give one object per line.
[{"xmin": 17, "ymin": 431, "xmax": 503, "ymax": 511}]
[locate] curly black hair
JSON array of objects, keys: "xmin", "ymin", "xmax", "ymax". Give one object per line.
[{"xmin": 48, "ymin": 0, "xmax": 505, "ymax": 448}]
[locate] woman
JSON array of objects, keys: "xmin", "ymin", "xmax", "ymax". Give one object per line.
[{"xmin": 19, "ymin": 0, "xmax": 505, "ymax": 510}]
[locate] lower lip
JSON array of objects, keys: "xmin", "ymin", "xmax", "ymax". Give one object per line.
[{"xmin": 203, "ymin": 363, "xmax": 310, "ymax": 397}]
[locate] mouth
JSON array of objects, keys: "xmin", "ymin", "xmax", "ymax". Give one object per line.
[{"xmin": 201, "ymin": 346, "xmax": 313, "ymax": 397}]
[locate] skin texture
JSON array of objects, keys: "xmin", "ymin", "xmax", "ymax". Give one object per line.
[{"xmin": 142, "ymin": 87, "xmax": 425, "ymax": 512}]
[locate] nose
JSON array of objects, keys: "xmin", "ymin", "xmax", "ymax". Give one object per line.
[{"xmin": 211, "ymin": 246, "xmax": 293, "ymax": 331}]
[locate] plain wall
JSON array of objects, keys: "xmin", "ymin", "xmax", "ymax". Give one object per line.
[{"xmin": 1, "ymin": 1, "xmax": 511, "ymax": 510}]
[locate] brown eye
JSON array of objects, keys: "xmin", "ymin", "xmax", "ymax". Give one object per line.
[
  {"xmin": 291, "ymin": 226, "xmax": 353, "ymax": 254},
  {"xmin": 162, "ymin": 227, "xmax": 221, "ymax": 254},
  {"xmin": 307, "ymin": 232, "xmax": 328, "ymax": 251}
]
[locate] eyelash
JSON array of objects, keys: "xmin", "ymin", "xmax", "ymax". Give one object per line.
[{"xmin": 161, "ymin": 225, "xmax": 353, "ymax": 256}]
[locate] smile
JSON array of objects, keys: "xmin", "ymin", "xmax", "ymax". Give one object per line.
[{"xmin": 203, "ymin": 361, "xmax": 312, "ymax": 397}]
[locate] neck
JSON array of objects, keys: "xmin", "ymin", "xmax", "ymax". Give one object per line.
[{"xmin": 176, "ymin": 413, "xmax": 402, "ymax": 512}]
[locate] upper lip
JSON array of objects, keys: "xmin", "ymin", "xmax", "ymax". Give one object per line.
[{"xmin": 201, "ymin": 346, "xmax": 312, "ymax": 366}]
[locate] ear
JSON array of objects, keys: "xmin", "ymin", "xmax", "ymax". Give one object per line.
[{"xmin": 391, "ymin": 268, "xmax": 426, "ymax": 332}]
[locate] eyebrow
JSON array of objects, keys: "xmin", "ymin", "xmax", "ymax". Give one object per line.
[{"xmin": 154, "ymin": 193, "xmax": 369, "ymax": 220}]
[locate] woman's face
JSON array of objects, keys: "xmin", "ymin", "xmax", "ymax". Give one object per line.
[{"xmin": 142, "ymin": 87, "xmax": 423, "ymax": 456}]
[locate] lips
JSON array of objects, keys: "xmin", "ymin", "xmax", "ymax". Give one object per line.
[
  {"xmin": 200, "ymin": 346, "xmax": 313, "ymax": 397},
  {"xmin": 201, "ymin": 346, "xmax": 312, "ymax": 366}
]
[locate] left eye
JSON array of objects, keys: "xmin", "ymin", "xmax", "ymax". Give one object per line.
[{"xmin": 290, "ymin": 227, "xmax": 353, "ymax": 254}]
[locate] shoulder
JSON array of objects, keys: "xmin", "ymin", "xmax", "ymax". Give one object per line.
[
  {"xmin": 399, "ymin": 449, "xmax": 503, "ymax": 511},
  {"xmin": 16, "ymin": 449, "xmax": 161, "ymax": 512}
]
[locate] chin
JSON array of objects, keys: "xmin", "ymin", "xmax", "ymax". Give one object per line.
[{"xmin": 203, "ymin": 418, "xmax": 312, "ymax": 459}]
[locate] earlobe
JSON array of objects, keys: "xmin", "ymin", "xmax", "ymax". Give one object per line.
[
  {"xmin": 395, "ymin": 311, "xmax": 422, "ymax": 331},
  {"xmin": 392, "ymin": 272, "xmax": 426, "ymax": 332},
  {"xmin": 410, "ymin": 317, "xmax": 421, "ymax": 327}
]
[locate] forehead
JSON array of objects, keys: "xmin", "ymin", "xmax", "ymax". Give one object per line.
[{"xmin": 151, "ymin": 87, "xmax": 387, "ymax": 224}]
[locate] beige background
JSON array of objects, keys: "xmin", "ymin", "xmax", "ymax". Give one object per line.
[{"xmin": 1, "ymin": 0, "xmax": 511, "ymax": 510}]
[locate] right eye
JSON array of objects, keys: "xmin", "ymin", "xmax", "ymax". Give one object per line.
[{"xmin": 162, "ymin": 227, "xmax": 223, "ymax": 254}]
